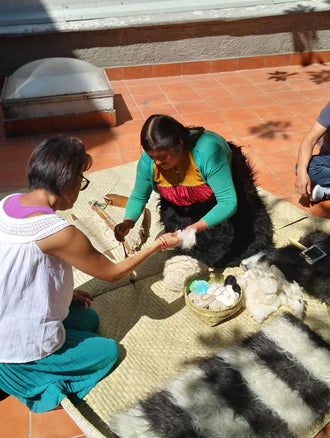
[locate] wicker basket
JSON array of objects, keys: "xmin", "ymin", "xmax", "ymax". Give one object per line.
[{"xmin": 184, "ymin": 271, "xmax": 244, "ymax": 327}]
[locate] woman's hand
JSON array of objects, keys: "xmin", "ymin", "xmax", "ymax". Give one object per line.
[
  {"xmin": 114, "ymin": 219, "xmax": 134, "ymax": 242},
  {"xmin": 295, "ymin": 171, "xmax": 311, "ymax": 197},
  {"xmin": 157, "ymin": 231, "xmax": 181, "ymax": 250},
  {"xmin": 295, "ymin": 120, "xmax": 327, "ymax": 197},
  {"xmin": 72, "ymin": 289, "xmax": 94, "ymax": 309}
]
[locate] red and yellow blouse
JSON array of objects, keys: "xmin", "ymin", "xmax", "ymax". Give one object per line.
[{"xmin": 153, "ymin": 147, "xmax": 215, "ymax": 206}]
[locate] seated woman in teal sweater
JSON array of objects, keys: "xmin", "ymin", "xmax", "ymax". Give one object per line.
[{"xmin": 115, "ymin": 114, "xmax": 273, "ymax": 268}]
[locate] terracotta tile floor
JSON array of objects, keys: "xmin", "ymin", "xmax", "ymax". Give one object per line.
[{"xmin": 0, "ymin": 64, "xmax": 329, "ymax": 437}]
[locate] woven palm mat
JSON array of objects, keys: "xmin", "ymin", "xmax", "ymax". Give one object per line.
[
  {"xmin": 1, "ymin": 162, "xmax": 329, "ymax": 437},
  {"xmin": 109, "ymin": 312, "xmax": 330, "ymax": 438}
]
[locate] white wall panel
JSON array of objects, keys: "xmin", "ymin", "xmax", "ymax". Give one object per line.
[{"xmin": 0, "ymin": 0, "xmax": 304, "ymax": 26}]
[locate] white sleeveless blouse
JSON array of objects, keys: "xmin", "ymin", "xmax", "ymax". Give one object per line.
[{"xmin": 0, "ymin": 195, "xmax": 73, "ymax": 363}]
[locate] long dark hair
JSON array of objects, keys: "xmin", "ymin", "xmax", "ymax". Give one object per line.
[
  {"xmin": 27, "ymin": 136, "xmax": 92, "ymax": 196},
  {"xmin": 140, "ymin": 114, "xmax": 204, "ymax": 152}
]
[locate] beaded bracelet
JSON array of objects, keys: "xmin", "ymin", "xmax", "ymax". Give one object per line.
[{"xmin": 158, "ymin": 236, "xmax": 168, "ymax": 251}]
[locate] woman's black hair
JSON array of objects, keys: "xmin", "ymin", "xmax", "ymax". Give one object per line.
[
  {"xmin": 27, "ymin": 136, "xmax": 92, "ymax": 196},
  {"xmin": 140, "ymin": 114, "xmax": 204, "ymax": 152}
]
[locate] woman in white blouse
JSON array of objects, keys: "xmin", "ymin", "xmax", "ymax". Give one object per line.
[{"xmin": 0, "ymin": 136, "xmax": 179, "ymax": 413}]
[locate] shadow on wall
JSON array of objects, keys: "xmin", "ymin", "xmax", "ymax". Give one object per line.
[{"xmin": 284, "ymin": 4, "xmax": 320, "ymax": 66}]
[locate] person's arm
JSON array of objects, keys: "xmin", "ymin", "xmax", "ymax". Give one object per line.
[
  {"xmin": 185, "ymin": 218, "xmax": 208, "ymax": 233},
  {"xmin": 125, "ymin": 154, "xmax": 154, "ymax": 222},
  {"xmin": 115, "ymin": 154, "xmax": 153, "ymax": 241},
  {"xmin": 295, "ymin": 121, "xmax": 327, "ymax": 196},
  {"xmin": 37, "ymin": 225, "xmax": 180, "ymax": 283},
  {"xmin": 186, "ymin": 134, "xmax": 237, "ymax": 232}
]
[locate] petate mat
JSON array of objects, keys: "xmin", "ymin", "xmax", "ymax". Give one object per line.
[{"xmin": 1, "ymin": 161, "xmax": 329, "ymax": 438}]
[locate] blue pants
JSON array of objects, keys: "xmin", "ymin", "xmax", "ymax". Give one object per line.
[{"xmin": 308, "ymin": 153, "xmax": 330, "ymax": 188}]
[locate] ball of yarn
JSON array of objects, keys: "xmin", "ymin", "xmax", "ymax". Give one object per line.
[
  {"xmin": 188, "ymin": 292, "xmax": 214, "ymax": 308},
  {"xmin": 163, "ymin": 255, "xmax": 209, "ymax": 292},
  {"xmin": 189, "ymin": 280, "xmax": 209, "ymax": 295},
  {"xmin": 189, "ymin": 276, "xmax": 241, "ymax": 311}
]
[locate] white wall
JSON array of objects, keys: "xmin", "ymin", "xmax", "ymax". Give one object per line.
[{"xmin": 0, "ymin": 0, "xmax": 301, "ymax": 26}]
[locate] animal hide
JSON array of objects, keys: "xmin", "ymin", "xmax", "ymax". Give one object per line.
[
  {"xmin": 159, "ymin": 143, "xmax": 274, "ymax": 268},
  {"xmin": 267, "ymin": 230, "xmax": 330, "ymax": 305},
  {"xmin": 109, "ymin": 313, "xmax": 330, "ymax": 438}
]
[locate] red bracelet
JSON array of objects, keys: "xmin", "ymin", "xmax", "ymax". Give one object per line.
[{"xmin": 158, "ymin": 236, "xmax": 167, "ymax": 251}]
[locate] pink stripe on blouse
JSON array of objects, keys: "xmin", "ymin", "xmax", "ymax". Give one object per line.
[{"xmin": 4, "ymin": 194, "xmax": 55, "ymax": 219}]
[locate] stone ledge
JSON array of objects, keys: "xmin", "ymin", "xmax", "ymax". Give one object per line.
[{"xmin": 0, "ymin": 1, "xmax": 328, "ymax": 36}]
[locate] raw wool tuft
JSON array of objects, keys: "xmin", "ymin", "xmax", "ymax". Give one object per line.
[
  {"xmin": 163, "ymin": 255, "xmax": 209, "ymax": 292},
  {"xmin": 176, "ymin": 228, "xmax": 197, "ymax": 249},
  {"xmin": 237, "ymin": 254, "xmax": 305, "ymax": 323},
  {"xmin": 209, "ymin": 284, "xmax": 240, "ymax": 311}
]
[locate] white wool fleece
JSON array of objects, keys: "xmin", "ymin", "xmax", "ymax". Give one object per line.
[{"xmin": 177, "ymin": 228, "xmax": 197, "ymax": 249}]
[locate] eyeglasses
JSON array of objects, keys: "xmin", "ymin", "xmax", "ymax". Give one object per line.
[{"xmin": 80, "ymin": 175, "xmax": 90, "ymax": 191}]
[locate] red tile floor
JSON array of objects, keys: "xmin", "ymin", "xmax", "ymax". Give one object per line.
[{"xmin": 0, "ymin": 63, "xmax": 329, "ymax": 437}]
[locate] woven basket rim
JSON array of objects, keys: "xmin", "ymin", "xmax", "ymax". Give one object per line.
[{"xmin": 184, "ymin": 271, "xmax": 244, "ymax": 325}]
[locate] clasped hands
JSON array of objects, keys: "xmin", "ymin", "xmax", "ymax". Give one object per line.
[{"xmin": 114, "ymin": 218, "xmax": 189, "ymax": 250}]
